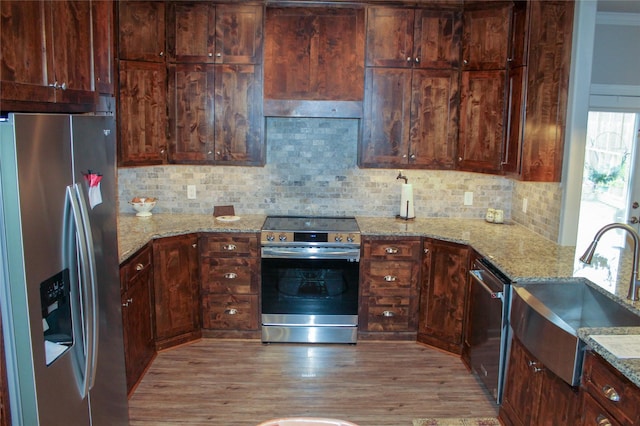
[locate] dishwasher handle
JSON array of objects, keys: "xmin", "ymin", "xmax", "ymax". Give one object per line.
[{"xmin": 470, "ymin": 269, "xmax": 504, "ymax": 300}]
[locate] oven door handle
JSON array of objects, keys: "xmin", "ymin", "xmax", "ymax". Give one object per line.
[
  {"xmin": 261, "ymin": 246, "xmax": 360, "ymax": 260},
  {"xmin": 470, "ymin": 270, "xmax": 503, "ymax": 300}
]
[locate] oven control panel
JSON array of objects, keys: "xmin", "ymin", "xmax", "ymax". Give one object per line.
[{"xmin": 261, "ymin": 231, "xmax": 361, "ymax": 245}]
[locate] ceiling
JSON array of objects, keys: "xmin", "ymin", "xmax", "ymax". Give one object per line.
[{"xmin": 598, "ymin": 0, "xmax": 640, "ymax": 14}]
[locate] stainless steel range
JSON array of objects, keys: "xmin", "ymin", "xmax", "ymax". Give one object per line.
[{"xmin": 260, "ymin": 216, "xmax": 361, "ymax": 343}]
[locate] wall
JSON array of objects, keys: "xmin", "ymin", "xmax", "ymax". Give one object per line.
[{"xmin": 118, "ymin": 117, "xmax": 560, "ymax": 240}]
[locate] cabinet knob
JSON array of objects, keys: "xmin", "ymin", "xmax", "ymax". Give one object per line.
[
  {"xmin": 385, "ymin": 247, "xmax": 399, "ymax": 254},
  {"xmin": 383, "ymin": 275, "xmax": 397, "ymax": 282},
  {"xmin": 224, "ymin": 308, "xmax": 238, "ymax": 315},
  {"xmin": 223, "ymin": 244, "xmax": 237, "ymax": 251},
  {"xmin": 406, "ymin": 57, "xmax": 412, "ymax": 62},
  {"xmin": 527, "ymin": 360, "xmax": 543, "ymax": 373},
  {"xmin": 595, "ymin": 415, "xmax": 613, "ymax": 426},
  {"xmin": 601, "ymin": 385, "xmax": 621, "ymax": 402},
  {"xmin": 159, "ymin": 51, "xmax": 164, "ymax": 57},
  {"xmin": 381, "ymin": 310, "xmax": 396, "ymax": 317},
  {"xmin": 122, "ymin": 298, "xmax": 133, "ymax": 307},
  {"xmin": 409, "ymin": 154, "xmax": 416, "ymax": 160},
  {"xmin": 208, "ymin": 53, "xmax": 213, "ymax": 57},
  {"xmin": 224, "ymin": 272, "xmax": 238, "ymax": 279},
  {"xmin": 192, "ymin": 243, "xmax": 197, "ymax": 248},
  {"xmin": 135, "ymin": 263, "xmax": 145, "ymax": 271},
  {"xmin": 414, "ymin": 57, "xmax": 420, "ymax": 64},
  {"xmin": 463, "ymin": 59, "xmax": 468, "ymax": 65},
  {"xmin": 458, "ymin": 157, "xmax": 463, "ymax": 162},
  {"xmin": 424, "ymin": 248, "xmax": 429, "ymax": 254},
  {"xmin": 216, "ymin": 53, "xmax": 222, "ymax": 57}
]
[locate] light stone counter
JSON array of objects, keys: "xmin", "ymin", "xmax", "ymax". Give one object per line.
[
  {"xmin": 578, "ymin": 327, "xmax": 640, "ymax": 388},
  {"xmin": 118, "ymin": 213, "xmax": 266, "ymax": 263},
  {"xmin": 117, "ymin": 213, "xmax": 640, "ymax": 385}
]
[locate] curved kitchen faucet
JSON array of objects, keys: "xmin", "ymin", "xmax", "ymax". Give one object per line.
[{"xmin": 579, "ymin": 222, "xmax": 640, "ymax": 301}]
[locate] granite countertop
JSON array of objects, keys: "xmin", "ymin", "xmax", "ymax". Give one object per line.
[
  {"xmin": 578, "ymin": 327, "xmax": 640, "ymax": 387},
  {"xmin": 117, "ymin": 213, "xmax": 640, "ymax": 387},
  {"xmin": 118, "ymin": 213, "xmax": 266, "ymax": 262}
]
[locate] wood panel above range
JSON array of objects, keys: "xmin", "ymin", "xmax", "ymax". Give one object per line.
[{"xmin": 263, "ymin": 6, "xmax": 365, "ymax": 118}]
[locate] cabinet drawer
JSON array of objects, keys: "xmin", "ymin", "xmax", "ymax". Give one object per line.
[
  {"xmin": 581, "ymin": 392, "xmax": 622, "ymax": 426},
  {"xmin": 361, "ymin": 260, "xmax": 417, "ymax": 296},
  {"xmin": 582, "ymin": 351, "xmax": 640, "ymax": 425},
  {"xmin": 364, "ymin": 238, "xmax": 421, "ymax": 260},
  {"xmin": 120, "ymin": 245, "xmax": 152, "ymax": 291},
  {"xmin": 201, "ymin": 258, "xmax": 259, "ymax": 294},
  {"xmin": 360, "ymin": 296, "xmax": 416, "ymax": 332},
  {"xmin": 200, "ymin": 233, "xmax": 258, "ymax": 257},
  {"xmin": 202, "ymin": 294, "xmax": 258, "ymax": 330}
]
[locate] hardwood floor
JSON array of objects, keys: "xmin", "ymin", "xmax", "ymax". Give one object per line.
[{"xmin": 128, "ymin": 339, "xmax": 498, "ymax": 426}]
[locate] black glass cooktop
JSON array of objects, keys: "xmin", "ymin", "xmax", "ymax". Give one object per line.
[{"xmin": 262, "ymin": 216, "xmax": 360, "ymax": 233}]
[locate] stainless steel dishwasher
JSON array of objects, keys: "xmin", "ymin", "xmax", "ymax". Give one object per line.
[{"xmin": 466, "ymin": 258, "xmax": 512, "ymax": 405}]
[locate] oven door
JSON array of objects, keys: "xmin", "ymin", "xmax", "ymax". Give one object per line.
[{"xmin": 261, "ymin": 253, "xmax": 359, "ymax": 343}]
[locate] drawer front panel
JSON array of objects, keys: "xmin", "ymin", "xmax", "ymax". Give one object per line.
[
  {"xmin": 202, "ymin": 294, "xmax": 259, "ymax": 330},
  {"xmin": 200, "ymin": 234, "xmax": 259, "ymax": 257},
  {"xmin": 360, "ymin": 295, "xmax": 415, "ymax": 332},
  {"xmin": 364, "ymin": 238, "xmax": 421, "ymax": 260},
  {"xmin": 582, "ymin": 351, "xmax": 640, "ymax": 425},
  {"xmin": 201, "ymin": 258, "xmax": 259, "ymax": 294},
  {"xmin": 361, "ymin": 260, "xmax": 417, "ymax": 296}
]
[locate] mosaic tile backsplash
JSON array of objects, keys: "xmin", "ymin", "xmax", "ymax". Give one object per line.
[{"xmin": 118, "ymin": 118, "xmax": 562, "ymax": 241}]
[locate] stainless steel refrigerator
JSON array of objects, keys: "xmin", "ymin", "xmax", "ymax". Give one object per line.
[{"xmin": 0, "ymin": 113, "xmax": 128, "ymax": 425}]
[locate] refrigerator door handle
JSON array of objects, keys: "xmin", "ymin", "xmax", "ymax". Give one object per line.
[{"xmin": 66, "ymin": 184, "xmax": 99, "ymax": 397}]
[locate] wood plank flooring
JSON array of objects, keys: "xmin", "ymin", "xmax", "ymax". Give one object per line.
[{"xmin": 128, "ymin": 339, "xmax": 498, "ymax": 426}]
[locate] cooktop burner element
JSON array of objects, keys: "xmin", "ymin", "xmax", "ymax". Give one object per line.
[
  {"xmin": 262, "ymin": 216, "xmax": 360, "ymax": 233},
  {"xmin": 261, "ymin": 216, "xmax": 361, "ymax": 248}
]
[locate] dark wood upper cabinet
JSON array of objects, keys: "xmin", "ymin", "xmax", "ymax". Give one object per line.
[
  {"xmin": 167, "ymin": 63, "xmax": 263, "ymax": 165},
  {"xmin": 215, "ymin": 4, "xmax": 263, "ymax": 65},
  {"xmin": 366, "ymin": 7, "xmax": 461, "ymax": 69},
  {"xmin": 361, "ymin": 6, "xmax": 461, "ymax": 169},
  {"xmin": 167, "ymin": 2, "xmax": 216, "ymax": 63},
  {"xmin": 118, "ymin": 1, "xmax": 166, "ymax": 62},
  {"xmin": 46, "ymin": 1, "xmax": 94, "ymax": 103},
  {"xmin": 458, "ymin": 69, "xmax": 506, "ymax": 174},
  {"xmin": 213, "ymin": 64, "xmax": 264, "ymax": 165},
  {"xmin": 461, "ymin": 4, "xmax": 511, "ymax": 70},
  {"xmin": 365, "ymin": 7, "xmax": 414, "ymax": 68},
  {"xmin": 521, "ymin": 0, "xmax": 573, "ymax": 182},
  {"xmin": 92, "ymin": 0, "xmax": 116, "ymax": 95},
  {"xmin": 168, "ymin": 63, "xmax": 216, "ymax": 164},
  {"xmin": 118, "ymin": 60, "xmax": 168, "ymax": 166},
  {"xmin": 167, "ymin": 3, "xmax": 263, "ymax": 65},
  {"xmin": 0, "ymin": 1, "xmax": 53, "ymax": 106},
  {"xmin": 1, "ymin": 0, "xmax": 95, "ymax": 111},
  {"xmin": 264, "ymin": 7, "xmax": 365, "ymax": 102}
]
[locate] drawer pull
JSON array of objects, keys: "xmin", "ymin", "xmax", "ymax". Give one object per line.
[
  {"xmin": 385, "ymin": 247, "xmax": 399, "ymax": 254},
  {"xmin": 596, "ymin": 414, "xmax": 613, "ymax": 426},
  {"xmin": 135, "ymin": 263, "xmax": 145, "ymax": 271},
  {"xmin": 384, "ymin": 275, "xmax": 397, "ymax": 282},
  {"xmin": 223, "ymin": 244, "xmax": 237, "ymax": 251},
  {"xmin": 601, "ymin": 385, "xmax": 621, "ymax": 402},
  {"xmin": 122, "ymin": 298, "xmax": 133, "ymax": 307},
  {"xmin": 381, "ymin": 310, "xmax": 395, "ymax": 317},
  {"xmin": 224, "ymin": 272, "xmax": 238, "ymax": 279},
  {"xmin": 225, "ymin": 308, "xmax": 238, "ymax": 315}
]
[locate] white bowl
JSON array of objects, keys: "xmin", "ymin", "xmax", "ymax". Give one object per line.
[{"xmin": 130, "ymin": 198, "xmax": 157, "ymax": 217}]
